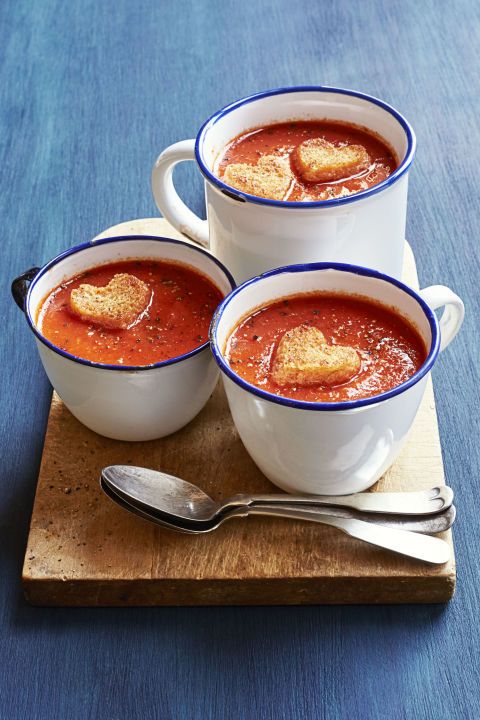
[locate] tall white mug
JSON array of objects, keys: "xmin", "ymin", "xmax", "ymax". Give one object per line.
[{"xmin": 152, "ymin": 86, "xmax": 416, "ymax": 284}]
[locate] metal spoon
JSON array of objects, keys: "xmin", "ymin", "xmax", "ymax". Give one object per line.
[
  {"xmin": 101, "ymin": 478, "xmax": 451, "ymax": 564},
  {"xmin": 101, "ymin": 468, "xmax": 452, "ymax": 565},
  {"xmin": 101, "ymin": 476, "xmax": 455, "ymax": 534},
  {"xmin": 101, "ymin": 465, "xmax": 453, "ymax": 519}
]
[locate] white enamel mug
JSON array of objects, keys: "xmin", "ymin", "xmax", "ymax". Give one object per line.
[
  {"xmin": 210, "ymin": 264, "xmax": 464, "ymax": 495},
  {"xmin": 12, "ymin": 236, "xmax": 235, "ymax": 441},
  {"xmin": 152, "ymin": 86, "xmax": 416, "ymax": 284}
]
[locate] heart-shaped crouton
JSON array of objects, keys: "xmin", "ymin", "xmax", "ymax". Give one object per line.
[
  {"xmin": 223, "ymin": 154, "xmax": 292, "ymax": 200},
  {"xmin": 272, "ymin": 324, "xmax": 361, "ymax": 387},
  {"xmin": 292, "ymin": 138, "xmax": 370, "ymax": 183},
  {"xmin": 70, "ymin": 273, "xmax": 151, "ymax": 330}
]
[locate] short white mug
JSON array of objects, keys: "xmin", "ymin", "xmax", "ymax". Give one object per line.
[
  {"xmin": 152, "ymin": 86, "xmax": 416, "ymax": 284},
  {"xmin": 210, "ymin": 263, "xmax": 464, "ymax": 495},
  {"xmin": 12, "ymin": 236, "xmax": 235, "ymax": 441}
]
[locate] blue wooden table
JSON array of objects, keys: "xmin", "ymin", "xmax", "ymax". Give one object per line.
[{"xmin": 1, "ymin": 1, "xmax": 479, "ymax": 717}]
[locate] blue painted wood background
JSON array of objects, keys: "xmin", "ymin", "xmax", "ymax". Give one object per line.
[{"xmin": 1, "ymin": 1, "xmax": 479, "ymax": 718}]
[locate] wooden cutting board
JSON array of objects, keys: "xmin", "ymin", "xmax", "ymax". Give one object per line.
[{"xmin": 22, "ymin": 218, "xmax": 456, "ymax": 605}]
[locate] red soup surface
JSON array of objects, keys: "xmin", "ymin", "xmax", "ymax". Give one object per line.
[
  {"xmin": 217, "ymin": 120, "xmax": 397, "ymax": 201},
  {"xmin": 225, "ymin": 293, "xmax": 427, "ymax": 403},
  {"xmin": 38, "ymin": 259, "xmax": 223, "ymax": 366}
]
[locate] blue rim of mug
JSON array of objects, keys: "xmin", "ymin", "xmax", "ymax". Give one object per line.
[
  {"xmin": 25, "ymin": 235, "xmax": 236, "ymax": 372},
  {"xmin": 195, "ymin": 85, "xmax": 416, "ymax": 208},
  {"xmin": 209, "ymin": 262, "xmax": 439, "ymax": 412}
]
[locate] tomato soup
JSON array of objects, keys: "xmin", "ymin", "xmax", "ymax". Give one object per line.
[
  {"xmin": 217, "ymin": 120, "xmax": 397, "ymax": 202},
  {"xmin": 38, "ymin": 259, "xmax": 223, "ymax": 365},
  {"xmin": 225, "ymin": 293, "xmax": 427, "ymax": 402}
]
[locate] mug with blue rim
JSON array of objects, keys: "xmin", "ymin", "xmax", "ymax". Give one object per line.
[
  {"xmin": 210, "ymin": 262, "xmax": 464, "ymax": 495},
  {"xmin": 152, "ymin": 86, "xmax": 416, "ymax": 284},
  {"xmin": 11, "ymin": 235, "xmax": 235, "ymax": 441}
]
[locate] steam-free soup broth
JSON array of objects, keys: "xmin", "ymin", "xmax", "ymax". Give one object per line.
[
  {"xmin": 38, "ymin": 259, "xmax": 223, "ymax": 366},
  {"xmin": 217, "ymin": 120, "xmax": 397, "ymax": 202},
  {"xmin": 226, "ymin": 293, "xmax": 427, "ymax": 403}
]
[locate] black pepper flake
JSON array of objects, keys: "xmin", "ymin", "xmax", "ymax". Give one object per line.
[{"xmin": 253, "ymin": 335, "xmax": 259, "ymax": 341}]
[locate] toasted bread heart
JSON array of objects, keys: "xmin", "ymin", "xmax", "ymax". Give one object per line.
[
  {"xmin": 292, "ymin": 138, "xmax": 370, "ymax": 183},
  {"xmin": 70, "ymin": 273, "xmax": 151, "ymax": 330},
  {"xmin": 272, "ymin": 324, "xmax": 361, "ymax": 386},
  {"xmin": 223, "ymin": 154, "xmax": 293, "ymax": 200}
]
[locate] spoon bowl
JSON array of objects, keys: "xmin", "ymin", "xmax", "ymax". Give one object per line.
[{"xmin": 101, "ymin": 465, "xmax": 230, "ymax": 523}]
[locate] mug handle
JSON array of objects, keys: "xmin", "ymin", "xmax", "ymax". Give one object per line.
[
  {"xmin": 419, "ymin": 285, "xmax": 465, "ymax": 352},
  {"xmin": 151, "ymin": 139, "xmax": 209, "ymax": 248},
  {"xmin": 11, "ymin": 267, "xmax": 41, "ymax": 311}
]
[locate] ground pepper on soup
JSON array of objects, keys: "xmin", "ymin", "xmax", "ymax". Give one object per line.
[
  {"xmin": 217, "ymin": 120, "xmax": 397, "ymax": 202},
  {"xmin": 37, "ymin": 259, "xmax": 223, "ymax": 366},
  {"xmin": 225, "ymin": 293, "xmax": 427, "ymax": 403}
]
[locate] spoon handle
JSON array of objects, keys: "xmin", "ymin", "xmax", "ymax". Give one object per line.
[
  {"xmin": 246, "ymin": 486, "xmax": 453, "ymax": 515},
  {"xmin": 245, "ymin": 503, "xmax": 456, "ymax": 534},
  {"xmin": 246, "ymin": 506, "xmax": 451, "ymax": 564}
]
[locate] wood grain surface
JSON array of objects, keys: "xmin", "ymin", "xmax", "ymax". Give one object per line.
[
  {"xmin": 22, "ymin": 219, "xmax": 455, "ymax": 606},
  {"xmin": 2, "ymin": 1, "xmax": 479, "ymax": 718}
]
